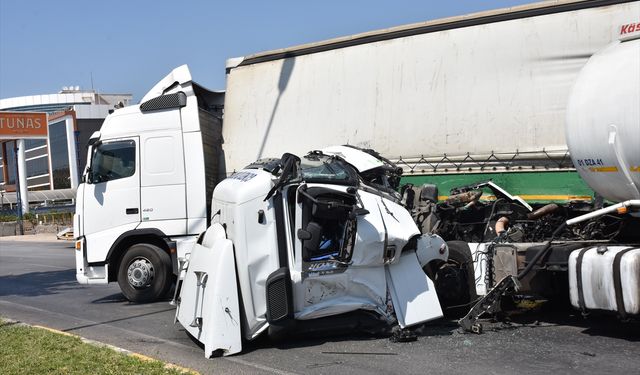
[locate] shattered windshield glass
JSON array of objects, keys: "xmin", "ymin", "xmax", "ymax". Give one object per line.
[{"xmin": 299, "ymin": 153, "xmax": 358, "ymax": 185}]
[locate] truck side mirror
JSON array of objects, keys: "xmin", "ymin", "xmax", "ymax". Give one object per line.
[
  {"xmin": 87, "ymin": 131, "xmax": 101, "ymax": 146},
  {"xmin": 86, "ymin": 167, "xmax": 93, "ymax": 184}
]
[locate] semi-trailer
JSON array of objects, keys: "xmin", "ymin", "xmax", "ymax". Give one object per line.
[{"xmin": 74, "ymin": 0, "xmax": 638, "ymax": 303}]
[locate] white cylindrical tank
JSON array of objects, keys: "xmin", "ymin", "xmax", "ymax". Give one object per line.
[{"xmin": 566, "ymin": 38, "xmax": 640, "ymax": 203}]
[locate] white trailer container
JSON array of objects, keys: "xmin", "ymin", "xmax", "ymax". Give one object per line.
[{"xmin": 222, "ymin": 0, "xmax": 639, "ymax": 201}]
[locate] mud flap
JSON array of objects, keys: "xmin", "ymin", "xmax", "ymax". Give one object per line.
[
  {"xmin": 386, "ymin": 251, "xmax": 443, "ymax": 327},
  {"xmin": 176, "ymin": 239, "xmax": 241, "ymax": 357}
]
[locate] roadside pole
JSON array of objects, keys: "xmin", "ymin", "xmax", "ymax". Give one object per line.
[{"xmin": 14, "ymin": 142, "xmax": 24, "ymax": 235}]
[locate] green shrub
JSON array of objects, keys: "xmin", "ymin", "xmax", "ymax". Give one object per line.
[{"xmin": 0, "ymin": 215, "xmax": 18, "ymax": 223}]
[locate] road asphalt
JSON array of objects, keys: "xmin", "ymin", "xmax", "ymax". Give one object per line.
[{"xmin": 1, "ymin": 237, "xmax": 639, "ymax": 374}]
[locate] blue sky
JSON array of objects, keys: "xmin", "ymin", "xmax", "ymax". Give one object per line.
[{"xmin": 1, "ymin": 0, "xmax": 533, "ymax": 101}]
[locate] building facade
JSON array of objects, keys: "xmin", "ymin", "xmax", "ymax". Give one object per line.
[{"xmin": 0, "ymin": 88, "xmax": 132, "ymax": 210}]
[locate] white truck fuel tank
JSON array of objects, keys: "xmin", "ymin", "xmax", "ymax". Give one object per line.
[
  {"xmin": 565, "ymin": 35, "xmax": 640, "ymax": 203},
  {"xmin": 568, "ymin": 246, "xmax": 640, "ymax": 318}
]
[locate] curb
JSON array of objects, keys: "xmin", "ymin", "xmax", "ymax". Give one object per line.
[
  {"xmin": 0, "ymin": 233, "xmax": 60, "ymax": 242},
  {"xmin": 3, "ymin": 319, "xmax": 198, "ymax": 374}
]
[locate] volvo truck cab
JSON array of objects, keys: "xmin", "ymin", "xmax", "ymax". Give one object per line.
[{"xmin": 74, "ymin": 65, "xmax": 224, "ymax": 302}]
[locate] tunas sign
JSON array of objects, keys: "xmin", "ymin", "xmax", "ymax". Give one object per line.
[{"xmin": 0, "ymin": 112, "xmax": 48, "ymax": 138}]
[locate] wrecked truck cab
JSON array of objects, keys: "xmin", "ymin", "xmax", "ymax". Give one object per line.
[
  {"xmin": 176, "ymin": 148, "xmax": 448, "ymax": 357},
  {"xmin": 323, "ymin": 145, "xmax": 404, "ymax": 201}
]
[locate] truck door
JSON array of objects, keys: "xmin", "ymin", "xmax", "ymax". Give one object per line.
[
  {"xmin": 291, "ymin": 185, "xmax": 363, "ymax": 315},
  {"xmin": 83, "ymin": 138, "xmax": 141, "ymax": 246}
]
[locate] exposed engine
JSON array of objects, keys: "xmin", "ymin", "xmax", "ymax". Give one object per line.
[{"xmin": 401, "ymin": 181, "xmax": 631, "ymax": 244}]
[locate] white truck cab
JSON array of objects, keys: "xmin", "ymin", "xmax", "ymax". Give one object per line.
[
  {"xmin": 74, "ymin": 65, "xmax": 224, "ymax": 302},
  {"xmin": 175, "ymin": 148, "xmax": 450, "ymax": 357}
]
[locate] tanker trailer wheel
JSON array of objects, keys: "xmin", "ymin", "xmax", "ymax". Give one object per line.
[
  {"xmin": 434, "ymin": 241, "xmax": 478, "ymax": 318},
  {"xmin": 117, "ymin": 243, "xmax": 172, "ymax": 303}
]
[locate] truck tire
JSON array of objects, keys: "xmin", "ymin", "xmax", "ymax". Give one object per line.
[
  {"xmin": 434, "ymin": 241, "xmax": 477, "ymax": 318},
  {"xmin": 117, "ymin": 243, "xmax": 172, "ymax": 303}
]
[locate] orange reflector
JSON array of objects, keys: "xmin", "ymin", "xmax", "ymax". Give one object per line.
[
  {"xmin": 617, "ymin": 207, "xmax": 628, "ymax": 215},
  {"xmin": 75, "ymin": 241, "xmax": 82, "ymax": 250}
]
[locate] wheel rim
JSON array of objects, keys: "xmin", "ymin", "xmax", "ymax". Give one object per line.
[{"xmin": 127, "ymin": 257, "xmax": 155, "ymax": 288}]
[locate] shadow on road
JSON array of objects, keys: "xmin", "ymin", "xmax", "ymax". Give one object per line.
[
  {"xmin": 91, "ymin": 290, "xmax": 174, "ymax": 304},
  {"xmin": 579, "ymin": 321, "xmax": 640, "ymax": 341},
  {"xmin": 0, "ymin": 269, "xmax": 81, "ymax": 297},
  {"xmin": 239, "ymin": 331, "xmax": 392, "ymax": 356},
  {"xmin": 456, "ymin": 304, "xmax": 640, "ymax": 342},
  {"xmin": 503, "ymin": 308, "xmax": 640, "ymax": 342},
  {"xmin": 238, "ymin": 314, "xmax": 460, "ymax": 356},
  {"xmin": 236, "ymin": 306, "xmax": 640, "ymax": 355},
  {"xmin": 91, "ymin": 293, "xmax": 130, "ymax": 304}
]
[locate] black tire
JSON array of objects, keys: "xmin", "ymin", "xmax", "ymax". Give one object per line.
[
  {"xmin": 434, "ymin": 241, "xmax": 478, "ymax": 318},
  {"xmin": 117, "ymin": 243, "xmax": 172, "ymax": 303}
]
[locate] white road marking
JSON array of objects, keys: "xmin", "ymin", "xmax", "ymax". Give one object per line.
[{"xmin": 21, "ymin": 263, "xmax": 69, "ymax": 270}]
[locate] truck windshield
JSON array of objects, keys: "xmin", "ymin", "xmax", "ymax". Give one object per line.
[
  {"xmin": 299, "ymin": 154, "xmax": 357, "ymax": 185},
  {"xmin": 89, "ymin": 140, "xmax": 136, "ymax": 183}
]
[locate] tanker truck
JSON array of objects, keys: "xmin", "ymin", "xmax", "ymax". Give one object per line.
[
  {"xmin": 421, "ymin": 28, "xmax": 640, "ymax": 332},
  {"xmin": 564, "ymin": 25, "xmax": 639, "ymax": 318}
]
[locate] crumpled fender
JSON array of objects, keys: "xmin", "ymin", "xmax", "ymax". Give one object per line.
[
  {"xmin": 384, "ymin": 234, "xmax": 447, "ymax": 328},
  {"xmin": 415, "ymin": 233, "xmax": 448, "ymax": 269},
  {"xmin": 386, "ymin": 250, "xmax": 443, "ymax": 327}
]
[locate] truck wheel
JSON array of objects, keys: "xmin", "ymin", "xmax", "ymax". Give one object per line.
[
  {"xmin": 117, "ymin": 243, "xmax": 172, "ymax": 303},
  {"xmin": 434, "ymin": 241, "xmax": 477, "ymax": 318}
]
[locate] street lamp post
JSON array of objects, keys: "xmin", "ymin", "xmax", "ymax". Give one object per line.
[{"xmin": 14, "ymin": 143, "xmax": 24, "ymax": 235}]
